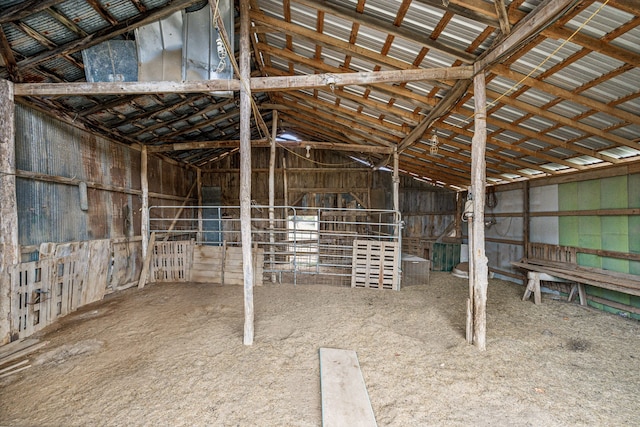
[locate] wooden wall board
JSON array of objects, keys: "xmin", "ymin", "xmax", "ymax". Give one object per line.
[
  {"xmin": 319, "ymin": 347, "xmax": 377, "ymax": 427},
  {"xmin": 190, "ymin": 244, "xmax": 263, "ymax": 286},
  {"xmin": 108, "ymin": 240, "xmax": 141, "ymax": 292}
]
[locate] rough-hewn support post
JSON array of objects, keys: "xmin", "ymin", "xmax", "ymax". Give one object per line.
[
  {"xmin": 0, "ymin": 79, "xmax": 19, "ymax": 344},
  {"xmin": 197, "ymin": 168, "xmax": 203, "ymax": 243},
  {"xmin": 470, "ymin": 70, "xmax": 489, "ymax": 351},
  {"xmin": 392, "ymin": 147, "xmax": 399, "ymax": 212},
  {"xmin": 240, "ymin": 0, "xmax": 254, "ymax": 345},
  {"xmin": 523, "ymin": 180, "xmax": 530, "ymax": 260},
  {"xmin": 268, "ymin": 110, "xmax": 278, "ymax": 283},
  {"xmin": 140, "ymin": 145, "xmax": 149, "ymax": 259}
]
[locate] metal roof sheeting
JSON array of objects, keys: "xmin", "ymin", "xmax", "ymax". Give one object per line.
[{"xmin": 1, "ymin": 0, "xmax": 639, "ymax": 188}]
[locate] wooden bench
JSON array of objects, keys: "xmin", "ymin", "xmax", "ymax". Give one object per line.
[{"xmin": 512, "ymin": 243, "xmax": 640, "ymax": 306}]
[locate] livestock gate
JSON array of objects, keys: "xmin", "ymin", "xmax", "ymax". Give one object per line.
[{"xmin": 147, "ymin": 206, "xmax": 403, "ymax": 288}]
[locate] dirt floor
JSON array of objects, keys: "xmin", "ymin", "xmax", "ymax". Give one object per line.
[{"xmin": 1, "ymin": 272, "xmax": 639, "ymax": 426}]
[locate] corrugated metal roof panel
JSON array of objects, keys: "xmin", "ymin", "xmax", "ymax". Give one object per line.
[
  {"xmin": 22, "ymin": 11, "xmax": 78, "ymax": 46},
  {"xmin": 56, "ymin": 0, "xmax": 111, "ymax": 33},
  {"xmin": 547, "ymin": 100, "xmax": 591, "ymax": 119},
  {"xmin": 289, "ymin": 2, "xmax": 320, "ymax": 32},
  {"xmin": 578, "ymin": 111, "xmax": 623, "ymax": 129},
  {"xmin": 510, "ymin": 38, "xmax": 582, "ymax": 78},
  {"xmin": 514, "ymin": 87, "xmax": 556, "ymax": 108},
  {"xmin": 385, "ymin": 37, "xmax": 427, "ymax": 65},
  {"xmin": 566, "ymin": 3, "xmax": 633, "ymax": 38},
  {"xmin": 98, "ymin": 0, "xmax": 140, "ymax": 22},
  {"xmin": 3, "ymin": 22, "xmax": 47, "ymax": 57}
]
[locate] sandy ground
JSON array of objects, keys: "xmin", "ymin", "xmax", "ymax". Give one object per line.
[{"xmin": 1, "ymin": 273, "xmax": 639, "ymax": 426}]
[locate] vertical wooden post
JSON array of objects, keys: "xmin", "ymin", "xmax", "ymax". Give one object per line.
[
  {"xmin": 197, "ymin": 168, "xmax": 203, "ymax": 243},
  {"xmin": 523, "ymin": 180, "xmax": 530, "ymax": 260},
  {"xmin": 470, "ymin": 70, "xmax": 489, "ymax": 351},
  {"xmin": 282, "ymin": 156, "xmax": 289, "ymax": 208},
  {"xmin": 239, "ymin": 0, "xmax": 254, "ymax": 345},
  {"xmin": 268, "ymin": 110, "xmax": 278, "ymax": 283},
  {"xmin": 140, "ymin": 145, "xmax": 149, "ymax": 260},
  {"xmin": 0, "ymin": 79, "xmax": 19, "ymax": 344},
  {"xmin": 466, "ymin": 187, "xmax": 474, "ymax": 345},
  {"xmin": 392, "ymin": 147, "xmax": 399, "ymax": 214}
]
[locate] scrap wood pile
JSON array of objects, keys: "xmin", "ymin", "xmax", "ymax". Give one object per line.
[{"xmin": 0, "ymin": 338, "xmax": 48, "ymax": 379}]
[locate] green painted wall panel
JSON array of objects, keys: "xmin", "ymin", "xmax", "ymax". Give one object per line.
[
  {"xmin": 558, "ymin": 181, "xmax": 578, "ymax": 211},
  {"xmin": 601, "ymin": 257, "xmax": 629, "ymax": 274},
  {"xmin": 628, "ymin": 174, "xmax": 640, "ymax": 208},
  {"xmin": 600, "ymin": 176, "xmax": 627, "ymax": 209},
  {"xmin": 578, "ymin": 216, "xmax": 601, "ymax": 248},
  {"xmin": 577, "ymin": 253, "xmax": 601, "ymax": 268},
  {"xmin": 558, "ymin": 216, "xmax": 579, "ymax": 246},
  {"xmin": 578, "ymin": 180, "xmax": 601, "ymax": 210},
  {"xmin": 629, "ymin": 216, "xmax": 640, "ymax": 254},
  {"xmin": 557, "ymin": 176, "xmax": 639, "ymax": 318}
]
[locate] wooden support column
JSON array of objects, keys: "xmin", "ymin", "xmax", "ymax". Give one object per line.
[
  {"xmin": 392, "ymin": 146, "xmax": 400, "ymax": 236},
  {"xmin": 268, "ymin": 110, "xmax": 278, "ymax": 283},
  {"xmin": 0, "ymin": 79, "xmax": 19, "ymax": 344},
  {"xmin": 197, "ymin": 168, "xmax": 203, "ymax": 243},
  {"xmin": 282, "ymin": 156, "xmax": 289, "ymax": 207},
  {"xmin": 140, "ymin": 145, "xmax": 149, "ymax": 260},
  {"xmin": 523, "ymin": 181, "xmax": 530, "ymax": 260},
  {"xmin": 469, "ymin": 69, "xmax": 489, "ymax": 351},
  {"xmin": 239, "ymin": 0, "xmax": 254, "ymax": 346}
]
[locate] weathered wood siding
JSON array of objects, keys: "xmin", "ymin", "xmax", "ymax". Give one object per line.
[
  {"xmin": 399, "ymin": 176, "xmax": 458, "ymax": 258},
  {"xmin": 203, "ymin": 148, "xmax": 374, "ymax": 207}
]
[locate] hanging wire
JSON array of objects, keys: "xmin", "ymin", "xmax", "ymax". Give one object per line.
[{"xmin": 276, "ymin": 143, "xmax": 360, "ymax": 167}]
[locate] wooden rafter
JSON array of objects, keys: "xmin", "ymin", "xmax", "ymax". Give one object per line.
[{"xmin": 0, "ymin": 25, "xmax": 20, "ymax": 82}]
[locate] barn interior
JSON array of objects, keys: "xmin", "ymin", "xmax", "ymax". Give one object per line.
[{"xmin": 0, "ymin": 0, "xmax": 639, "ymax": 425}]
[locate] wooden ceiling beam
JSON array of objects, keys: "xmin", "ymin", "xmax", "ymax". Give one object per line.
[
  {"xmin": 16, "ymin": 65, "xmax": 472, "ymax": 96},
  {"xmin": 149, "ymin": 139, "xmax": 393, "ymax": 154},
  {"xmin": 413, "ymin": 0, "xmax": 500, "ymax": 27},
  {"xmin": 493, "ymin": 0, "xmax": 511, "ymax": 35},
  {"xmin": 0, "ymin": 25, "xmax": 20, "ymax": 82},
  {"xmin": 475, "ymin": 0, "xmax": 579, "ymax": 72}
]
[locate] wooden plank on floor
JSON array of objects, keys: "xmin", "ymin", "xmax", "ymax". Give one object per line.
[{"xmin": 319, "ymin": 347, "xmax": 377, "ymax": 427}]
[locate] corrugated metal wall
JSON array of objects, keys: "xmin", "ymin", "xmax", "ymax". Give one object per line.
[{"xmin": 15, "ymin": 104, "xmax": 193, "ymax": 247}]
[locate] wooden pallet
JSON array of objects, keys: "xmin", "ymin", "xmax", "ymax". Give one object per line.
[
  {"xmin": 351, "ymin": 240, "xmax": 399, "ymax": 290},
  {"xmin": 149, "ymin": 240, "xmax": 194, "ymax": 282}
]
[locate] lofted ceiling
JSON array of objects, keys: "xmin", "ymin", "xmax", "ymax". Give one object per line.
[{"xmin": 1, "ymin": 0, "xmax": 639, "ymax": 190}]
